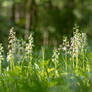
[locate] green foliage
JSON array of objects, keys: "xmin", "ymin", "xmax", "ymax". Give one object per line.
[{"xmin": 0, "ymin": 27, "xmax": 91, "ymax": 92}]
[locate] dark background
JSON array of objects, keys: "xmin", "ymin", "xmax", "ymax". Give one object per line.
[{"xmin": 0, "ymin": 0, "xmax": 92, "ymax": 50}]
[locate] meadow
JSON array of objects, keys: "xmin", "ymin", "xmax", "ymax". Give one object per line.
[{"xmin": 0, "ymin": 26, "xmax": 92, "ymax": 92}]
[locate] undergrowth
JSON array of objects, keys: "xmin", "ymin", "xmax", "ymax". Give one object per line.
[{"xmin": 0, "ymin": 25, "xmax": 92, "ymax": 92}]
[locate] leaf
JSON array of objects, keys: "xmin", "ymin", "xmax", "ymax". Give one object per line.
[{"xmin": 47, "ymin": 68, "xmax": 55, "ymax": 73}]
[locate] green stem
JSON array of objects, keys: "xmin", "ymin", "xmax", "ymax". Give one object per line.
[
  {"xmin": 42, "ymin": 47, "xmax": 45, "ymax": 74},
  {"xmin": 76, "ymin": 54, "xmax": 78, "ymax": 69},
  {"xmin": 65, "ymin": 53, "xmax": 67, "ymax": 71},
  {"xmin": 83, "ymin": 52, "xmax": 85, "ymax": 70},
  {"xmin": 10, "ymin": 56, "xmax": 14, "ymax": 71},
  {"xmin": 0, "ymin": 60, "xmax": 1, "ymax": 75},
  {"xmin": 72, "ymin": 56, "xmax": 74, "ymax": 68}
]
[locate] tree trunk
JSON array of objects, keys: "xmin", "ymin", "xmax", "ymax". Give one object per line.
[
  {"xmin": 15, "ymin": 2, "xmax": 25, "ymax": 23},
  {"xmin": 11, "ymin": 2, "xmax": 15, "ymax": 23},
  {"xmin": 43, "ymin": 30, "xmax": 48, "ymax": 46},
  {"xmin": 15, "ymin": 4, "xmax": 20, "ymax": 23},
  {"xmin": 25, "ymin": 0, "xmax": 32, "ymax": 39}
]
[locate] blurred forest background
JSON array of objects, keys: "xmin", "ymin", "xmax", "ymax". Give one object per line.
[{"xmin": 0, "ymin": 0, "xmax": 92, "ymax": 50}]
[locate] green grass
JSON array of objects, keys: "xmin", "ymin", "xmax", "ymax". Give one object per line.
[{"xmin": 0, "ymin": 26, "xmax": 92, "ymax": 92}]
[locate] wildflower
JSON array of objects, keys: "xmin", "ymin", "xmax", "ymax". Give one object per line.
[
  {"xmin": 7, "ymin": 28, "xmax": 17, "ymax": 70},
  {"xmin": 62, "ymin": 37, "xmax": 70, "ymax": 54},
  {"xmin": 52, "ymin": 47, "xmax": 59, "ymax": 77},
  {"xmin": 58, "ymin": 45, "xmax": 62, "ymax": 51},
  {"xmin": 62, "ymin": 47, "xmax": 67, "ymax": 51},
  {"xmin": 70, "ymin": 27, "xmax": 87, "ymax": 57},
  {"xmin": 7, "ymin": 28, "xmax": 25, "ymax": 65},
  {"xmin": 52, "ymin": 48, "xmax": 59, "ymax": 63},
  {"xmin": 25, "ymin": 34, "xmax": 34, "ymax": 67},
  {"xmin": 7, "ymin": 28, "xmax": 16, "ymax": 57},
  {"xmin": 8, "ymin": 27, "xmax": 16, "ymax": 50},
  {"xmin": 69, "ymin": 25, "xmax": 87, "ymax": 68},
  {"xmin": 81, "ymin": 33, "xmax": 87, "ymax": 53},
  {"xmin": 70, "ymin": 27, "xmax": 81, "ymax": 57}
]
